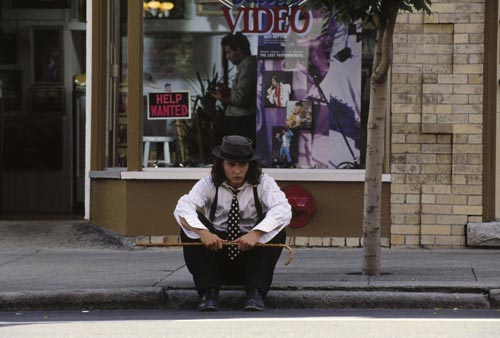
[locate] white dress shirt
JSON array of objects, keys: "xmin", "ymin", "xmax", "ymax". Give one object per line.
[{"xmin": 174, "ymin": 173, "xmax": 292, "ymax": 243}]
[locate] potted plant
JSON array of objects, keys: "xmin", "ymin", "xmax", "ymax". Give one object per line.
[{"xmin": 176, "ymin": 64, "xmax": 223, "ymax": 166}]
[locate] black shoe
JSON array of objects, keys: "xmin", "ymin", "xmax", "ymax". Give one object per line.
[
  {"xmin": 197, "ymin": 288, "xmax": 219, "ymax": 312},
  {"xmin": 244, "ymin": 288, "xmax": 265, "ymax": 311}
]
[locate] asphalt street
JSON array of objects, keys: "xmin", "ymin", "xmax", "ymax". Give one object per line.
[{"xmin": 1, "ymin": 309, "xmax": 500, "ymax": 338}]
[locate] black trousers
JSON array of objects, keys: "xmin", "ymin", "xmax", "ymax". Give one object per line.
[{"xmin": 180, "ymin": 221, "xmax": 285, "ymax": 298}]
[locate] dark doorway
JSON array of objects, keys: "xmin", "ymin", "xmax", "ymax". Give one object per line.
[{"xmin": 0, "ymin": 2, "xmax": 86, "ymax": 220}]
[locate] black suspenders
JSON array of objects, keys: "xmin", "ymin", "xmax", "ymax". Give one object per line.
[
  {"xmin": 253, "ymin": 185, "xmax": 264, "ymax": 222},
  {"xmin": 209, "ymin": 186, "xmax": 219, "ymax": 222},
  {"xmin": 209, "ymin": 185, "xmax": 263, "ymax": 223}
]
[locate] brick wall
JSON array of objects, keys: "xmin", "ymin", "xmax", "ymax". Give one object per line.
[
  {"xmin": 390, "ymin": 1, "xmax": 485, "ymax": 247},
  {"xmin": 135, "ymin": 235, "xmax": 391, "ymax": 248}
]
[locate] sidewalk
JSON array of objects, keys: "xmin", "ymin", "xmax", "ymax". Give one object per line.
[{"xmin": 0, "ymin": 221, "xmax": 500, "ymax": 311}]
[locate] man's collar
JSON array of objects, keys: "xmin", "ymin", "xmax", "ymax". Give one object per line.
[{"xmin": 221, "ymin": 181, "xmax": 250, "ymax": 191}]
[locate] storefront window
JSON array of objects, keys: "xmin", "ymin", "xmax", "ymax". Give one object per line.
[
  {"xmin": 105, "ymin": 0, "xmax": 128, "ymax": 168},
  {"xmin": 141, "ymin": 1, "xmax": 229, "ymax": 168},
  {"xmin": 139, "ymin": 1, "xmax": 373, "ymax": 170}
]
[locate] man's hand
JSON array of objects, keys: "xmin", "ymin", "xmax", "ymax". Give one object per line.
[
  {"xmin": 210, "ymin": 84, "xmax": 230, "ymax": 104},
  {"xmin": 210, "ymin": 90, "xmax": 223, "ymax": 101},
  {"xmin": 233, "ymin": 230, "xmax": 264, "ymax": 251},
  {"xmin": 199, "ymin": 229, "xmax": 226, "ymax": 251}
]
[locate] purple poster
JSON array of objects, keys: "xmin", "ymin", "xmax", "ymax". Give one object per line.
[{"xmin": 255, "ymin": 10, "xmax": 362, "ymax": 169}]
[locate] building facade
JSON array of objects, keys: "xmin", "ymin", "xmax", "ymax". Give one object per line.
[{"xmin": 0, "ymin": 0, "xmax": 497, "ymax": 249}]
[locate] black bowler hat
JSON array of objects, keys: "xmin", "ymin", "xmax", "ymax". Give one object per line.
[{"xmin": 212, "ymin": 135, "xmax": 260, "ymax": 162}]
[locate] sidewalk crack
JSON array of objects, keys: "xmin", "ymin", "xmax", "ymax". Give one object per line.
[
  {"xmin": 152, "ymin": 264, "xmax": 186, "ymax": 287},
  {"xmin": 471, "ymin": 268, "xmax": 478, "ymax": 282},
  {"xmin": 0, "ymin": 250, "xmax": 40, "ymax": 268}
]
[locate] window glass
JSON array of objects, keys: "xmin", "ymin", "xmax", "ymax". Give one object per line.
[
  {"xmin": 140, "ymin": 2, "xmax": 374, "ymax": 169},
  {"xmin": 105, "ymin": 0, "xmax": 128, "ymax": 168}
]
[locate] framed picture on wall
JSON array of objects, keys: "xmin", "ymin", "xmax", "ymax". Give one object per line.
[
  {"xmin": 31, "ymin": 27, "xmax": 64, "ymax": 84},
  {"xmin": 0, "ymin": 70, "xmax": 22, "ymax": 110},
  {"xmin": 30, "ymin": 87, "xmax": 65, "ymax": 114}
]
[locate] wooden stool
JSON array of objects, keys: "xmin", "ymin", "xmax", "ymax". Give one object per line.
[{"xmin": 143, "ymin": 136, "xmax": 174, "ymax": 167}]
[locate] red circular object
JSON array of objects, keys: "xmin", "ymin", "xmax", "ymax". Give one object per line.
[{"xmin": 282, "ymin": 184, "xmax": 316, "ymax": 229}]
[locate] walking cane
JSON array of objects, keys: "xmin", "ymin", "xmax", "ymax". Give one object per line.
[{"xmin": 137, "ymin": 242, "xmax": 294, "ymax": 266}]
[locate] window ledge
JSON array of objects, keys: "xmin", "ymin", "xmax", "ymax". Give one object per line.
[
  {"xmin": 89, "ymin": 168, "xmax": 126, "ymax": 179},
  {"xmin": 110, "ymin": 168, "xmax": 392, "ymax": 182}
]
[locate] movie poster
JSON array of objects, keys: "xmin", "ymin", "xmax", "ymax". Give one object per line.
[{"xmin": 255, "ymin": 9, "xmax": 362, "ymax": 169}]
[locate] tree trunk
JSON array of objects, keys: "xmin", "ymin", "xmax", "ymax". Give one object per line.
[
  {"xmin": 362, "ymin": 77, "xmax": 387, "ymax": 275},
  {"xmin": 362, "ymin": 1, "xmax": 398, "ymax": 275}
]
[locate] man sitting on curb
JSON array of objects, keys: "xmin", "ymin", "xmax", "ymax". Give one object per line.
[{"xmin": 174, "ymin": 135, "xmax": 292, "ymax": 311}]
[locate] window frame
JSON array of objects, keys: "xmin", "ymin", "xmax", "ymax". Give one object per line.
[{"xmin": 91, "ymin": 0, "xmax": 392, "ymax": 180}]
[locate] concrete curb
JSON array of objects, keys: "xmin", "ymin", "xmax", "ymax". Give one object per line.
[
  {"xmin": 0, "ymin": 287, "xmax": 163, "ymax": 311},
  {"xmin": 165, "ymin": 289, "xmax": 491, "ymax": 310},
  {"xmin": 268, "ymin": 290, "xmax": 490, "ymax": 309},
  {"xmin": 490, "ymin": 289, "xmax": 500, "ymax": 307},
  {"xmin": 0, "ymin": 288, "xmax": 492, "ymax": 311}
]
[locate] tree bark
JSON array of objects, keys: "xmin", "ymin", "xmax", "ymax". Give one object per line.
[
  {"xmin": 362, "ymin": 76, "xmax": 386, "ymax": 275},
  {"xmin": 362, "ymin": 0, "xmax": 398, "ymax": 275}
]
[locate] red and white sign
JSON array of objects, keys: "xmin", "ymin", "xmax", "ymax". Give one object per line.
[{"xmin": 147, "ymin": 91, "xmax": 191, "ymax": 120}]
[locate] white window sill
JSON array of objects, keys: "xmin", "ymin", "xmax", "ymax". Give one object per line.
[{"xmin": 91, "ymin": 168, "xmax": 391, "ymax": 182}]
